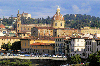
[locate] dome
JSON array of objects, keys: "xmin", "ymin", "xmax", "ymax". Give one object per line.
[
  {"xmin": 53, "ymin": 6, "xmax": 64, "ymax": 21},
  {"xmin": 53, "ymin": 14, "xmax": 64, "ymax": 20}
]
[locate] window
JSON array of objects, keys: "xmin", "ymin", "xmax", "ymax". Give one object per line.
[
  {"xmin": 25, "ymin": 43, "xmax": 26, "ymax": 46},
  {"xmin": 77, "ymin": 49, "xmax": 79, "ymax": 51},
  {"xmin": 18, "ymin": 24, "xmax": 19, "ymax": 27},
  {"xmin": 48, "ymin": 50, "xmax": 49, "ymax": 53},
  {"xmin": 28, "ymin": 41, "xmax": 29, "ymax": 46},
  {"xmin": 24, "ymin": 34, "xmax": 25, "ymax": 36},
  {"xmin": 97, "ymin": 48, "xmax": 98, "ymax": 52},
  {"xmin": 56, "ymin": 39, "xmax": 57, "ymax": 41},
  {"xmin": 56, "ymin": 44, "xmax": 57, "ymax": 46},
  {"xmin": 86, "ymin": 42, "xmax": 87, "ymax": 45},
  {"xmin": 25, "ymin": 49, "xmax": 26, "ymax": 51},
  {"xmin": 90, "ymin": 41, "xmax": 91, "ymax": 45},
  {"xmin": 77, "ymin": 44, "xmax": 79, "ymax": 46},
  {"xmin": 58, "ymin": 43, "xmax": 59, "ymax": 46},
  {"xmin": 55, "ymin": 23, "xmax": 57, "ymax": 26},
  {"xmin": 88, "ymin": 46, "xmax": 89, "ymax": 51},
  {"xmin": 81, "ymin": 48, "xmax": 83, "ymax": 51},
  {"xmin": 86, "ymin": 46, "xmax": 87, "ymax": 51},
  {"xmin": 60, "ymin": 39, "xmax": 61, "ymax": 41},
  {"xmin": 90, "ymin": 46, "xmax": 91, "ymax": 51},
  {"xmin": 61, "ymin": 23, "xmax": 62, "ymax": 26}
]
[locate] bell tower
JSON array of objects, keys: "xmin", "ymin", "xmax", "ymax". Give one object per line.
[
  {"xmin": 16, "ymin": 9, "xmax": 21, "ymax": 32},
  {"xmin": 52, "ymin": 6, "xmax": 65, "ymax": 28}
]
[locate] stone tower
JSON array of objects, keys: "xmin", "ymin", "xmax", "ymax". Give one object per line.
[
  {"xmin": 52, "ymin": 6, "xmax": 65, "ymax": 28},
  {"xmin": 16, "ymin": 9, "xmax": 22, "ymax": 32}
]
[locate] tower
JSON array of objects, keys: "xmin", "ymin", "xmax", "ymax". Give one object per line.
[
  {"xmin": 16, "ymin": 9, "xmax": 21, "ymax": 32},
  {"xmin": 52, "ymin": 6, "xmax": 65, "ymax": 28}
]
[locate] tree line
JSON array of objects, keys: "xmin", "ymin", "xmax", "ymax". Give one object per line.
[{"xmin": 1, "ymin": 14, "xmax": 100, "ymax": 29}]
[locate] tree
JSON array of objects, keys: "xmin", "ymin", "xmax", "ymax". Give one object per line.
[
  {"xmin": 70, "ymin": 54, "xmax": 81, "ymax": 64},
  {"xmin": 88, "ymin": 53, "xmax": 98, "ymax": 66},
  {"xmin": 1, "ymin": 41, "xmax": 11, "ymax": 51},
  {"xmin": 11, "ymin": 41, "xmax": 21, "ymax": 52}
]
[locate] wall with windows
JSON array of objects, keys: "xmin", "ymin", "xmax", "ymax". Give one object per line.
[
  {"xmin": 53, "ymin": 20, "xmax": 65, "ymax": 28},
  {"xmin": 71, "ymin": 38, "xmax": 85, "ymax": 52},
  {"xmin": 55, "ymin": 38, "xmax": 65, "ymax": 55}
]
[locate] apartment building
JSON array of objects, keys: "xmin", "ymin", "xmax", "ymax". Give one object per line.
[
  {"xmin": 0, "ymin": 36, "xmax": 21, "ymax": 49},
  {"xmin": 65, "ymin": 37, "xmax": 85, "ymax": 58},
  {"xmin": 20, "ymin": 38, "xmax": 55, "ymax": 55},
  {"xmin": 55, "ymin": 37, "xmax": 66, "ymax": 55}
]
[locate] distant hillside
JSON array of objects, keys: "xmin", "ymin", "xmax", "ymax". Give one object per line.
[
  {"xmin": 64, "ymin": 14, "xmax": 100, "ymax": 29},
  {"xmin": 1, "ymin": 14, "xmax": 100, "ymax": 29}
]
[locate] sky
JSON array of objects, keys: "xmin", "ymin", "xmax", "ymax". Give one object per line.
[{"xmin": 0, "ymin": 0, "xmax": 100, "ymax": 19}]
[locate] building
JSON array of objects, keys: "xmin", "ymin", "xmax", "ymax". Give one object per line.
[
  {"xmin": 65, "ymin": 37, "xmax": 85, "ymax": 58},
  {"xmin": 81, "ymin": 27, "xmax": 100, "ymax": 34},
  {"xmin": 84, "ymin": 38, "xmax": 96, "ymax": 58},
  {"xmin": 22, "ymin": 12, "xmax": 31, "ymax": 19},
  {"xmin": 31, "ymin": 6, "xmax": 78, "ymax": 37},
  {"xmin": 55, "ymin": 37, "xmax": 66, "ymax": 55},
  {"xmin": 16, "ymin": 10, "xmax": 51, "ymax": 33},
  {"xmin": 0, "ymin": 24, "xmax": 7, "ymax": 35},
  {"xmin": 20, "ymin": 37, "xmax": 55, "ymax": 55},
  {"xmin": 0, "ymin": 36, "xmax": 21, "ymax": 49}
]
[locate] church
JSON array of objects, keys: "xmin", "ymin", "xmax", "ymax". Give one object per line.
[{"xmin": 16, "ymin": 6, "xmax": 78, "ymax": 37}]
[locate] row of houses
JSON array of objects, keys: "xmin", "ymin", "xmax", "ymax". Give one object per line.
[{"xmin": 54, "ymin": 33, "xmax": 100, "ymax": 58}]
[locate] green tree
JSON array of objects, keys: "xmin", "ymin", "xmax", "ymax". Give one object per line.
[{"xmin": 71, "ymin": 54, "xmax": 81, "ymax": 64}]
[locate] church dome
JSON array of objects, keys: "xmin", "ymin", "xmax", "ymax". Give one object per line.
[
  {"xmin": 53, "ymin": 6, "xmax": 64, "ymax": 21},
  {"xmin": 53, "ymin": 14, "xmax": 64, "ymax": 20}
]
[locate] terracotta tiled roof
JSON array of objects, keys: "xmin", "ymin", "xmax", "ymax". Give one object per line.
[
  {"xmin": 53, "ymin": 14, "xmax": 64, "ymax": 20},
  {"xmin": 30, "ymin": 43, "xmax": 54, "ymax": 46},
  {"xmin": 0, "ymin": 24, "xmax": 5, "ymax": 28},
  {"xmin": 0, "ymin": 36, "xmax": 21, "ymax": 39},
  {"xmin": 35, "ymin": 27, "xmax": 53, "ymax": 29}
]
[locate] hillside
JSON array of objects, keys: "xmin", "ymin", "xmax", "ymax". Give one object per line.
[{"xmin": 1, "ymin": 14, "xmax": 100, "ymax": 29}]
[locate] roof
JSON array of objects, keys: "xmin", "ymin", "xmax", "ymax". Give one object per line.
[
  {"xmin": 30, "ymin": 43, "xmax": 53, "ymax": 46},
  {"xmin": 21, "ymin": 36, "xmax": 55, "ymax": 41},
  {"xmin": 0, "ymin": 36, "xmax": 21, "ymax": 39},
  {"xmin": 53, "ymin": 14, "xmax": 64, "ymax": 21},
  {"xmin": 55, "ymin": 36, "xmax": 66, "ymax": 39},
  {"xmin": 0, "ymin": 24, "xmax": 5, "ymax": 28}
]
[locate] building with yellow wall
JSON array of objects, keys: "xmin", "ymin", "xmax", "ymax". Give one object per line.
[
  {"xmin": 81, "ymin": 27, "xmax": 100, "ymax": 34},
  {"xmin": 20, "ymin": 38, "xmax": 55, "ymax": 54},
  {"xmin": 0, "ymin": 36, "xmax": 20, "ymax": 49}
]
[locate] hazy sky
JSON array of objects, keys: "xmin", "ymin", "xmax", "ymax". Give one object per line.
[{"xmin": 0, "ymin": 0, "xmax": 100, "ymax": 18}]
